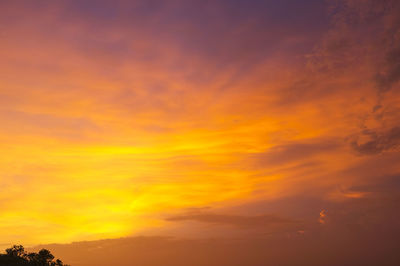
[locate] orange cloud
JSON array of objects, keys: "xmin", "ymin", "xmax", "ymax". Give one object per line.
[
  {"xmin": 319, "ymin": 210, "xmax": 327, "ymax": 224},
  {"xmin": 0, "ymin": 1, "xmax": 399, "ymax": 256}
]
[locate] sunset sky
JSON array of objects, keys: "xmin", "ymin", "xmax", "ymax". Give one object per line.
[{"xmin": 1, "ymin": 0, "xmax": 400, "ymax": 265}]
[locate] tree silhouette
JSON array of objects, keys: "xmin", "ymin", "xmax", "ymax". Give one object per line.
[
  {"xmin": 6, "ymin": 245, "xmax": 25, "ymax": 257},
  {"xmin": 0, "ymin": 245, "xmax": 69, "ymax": 266}
]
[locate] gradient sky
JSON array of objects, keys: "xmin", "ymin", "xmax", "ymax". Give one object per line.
[{"xmin": 1, "ymin": 0, "xmax": 400, "ymax": 265}]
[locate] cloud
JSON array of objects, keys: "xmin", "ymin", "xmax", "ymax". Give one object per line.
[
  {"xmin": 318, "ymin": 209, "xmax": 327, "ymax": 224},
  {"xmin": 307, "ymin": 0, "xmax": 400, "ymax": 156},
  {"xmin": 375, "ymin": 47, "xmax": 400, "ymax": 93},
  {"xmin": 166, "ymin": 213, "xmax": 300, "ymax": 229},
  {"xmin": 248, "ymin": 139, "xmax": 340, "ymax": 168},
  {"xmin": 307, "ymin": 0, "xmax": 400, "ymax": 96},
  {"xmin": 0, "ymin": 0, "xmax": 400, "ymax": 254},
  {"xmin": 349, "ymin": 173, "xmax": 400, "ymax": 194},
  {"xmin": 351, "ymin": 126, "xmax": 400, "ymax": 155},
  {"xmin": 33, "ymin": 229, "xmax": 400, "ymax": 266}
]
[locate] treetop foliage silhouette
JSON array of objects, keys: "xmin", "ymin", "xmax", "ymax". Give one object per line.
[{"xmin": 0, "ymin": 245, "xmax": 69, "ymax": 266}]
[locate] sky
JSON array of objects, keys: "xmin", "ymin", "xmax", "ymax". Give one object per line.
[{"xmin": 1, "ymin": 0, "xmax": 400, "ymax": 265}]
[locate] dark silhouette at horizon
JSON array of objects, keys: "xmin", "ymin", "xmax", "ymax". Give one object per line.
[{"xmin": 0, "ymin": 245, "xmax": 69, "ymax": 266}]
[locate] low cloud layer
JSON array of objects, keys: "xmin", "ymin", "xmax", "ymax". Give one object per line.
[{"xmin": 166, "ymin": 213, "xmax": 300, "ymax": 228}]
